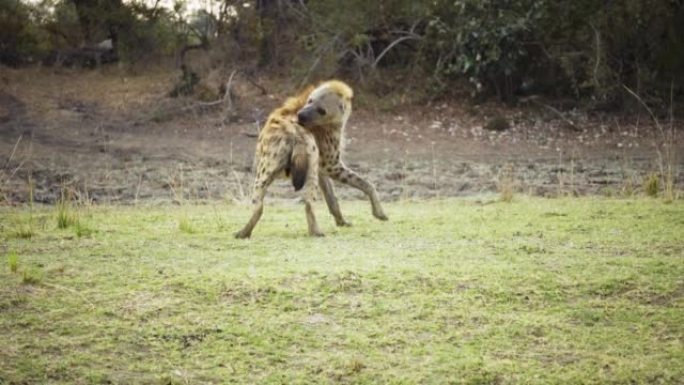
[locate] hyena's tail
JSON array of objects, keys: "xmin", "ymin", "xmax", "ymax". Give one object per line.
[{"xmin": 290, "ymin": 140, "xmax": 309, "ymax": 191}]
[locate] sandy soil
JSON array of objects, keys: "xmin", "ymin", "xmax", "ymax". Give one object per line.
[{"xmin": 1, "ymin": 66, "xmax": 682, "ymax": 205}]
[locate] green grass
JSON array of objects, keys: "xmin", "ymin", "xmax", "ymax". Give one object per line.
[
  {"xmin": 7, "ymin": 251, "xmax": 19, "ymax": 273},
  {"xmin": 178, "ymin": 215, "xmax": 196, "ymax": 234},
  {"xmin": 1, "ymin": 197, "xmax": 683, "ymax": 384},
  {"xmin": 21, "ymin": 267, "xmax": 43, "ymax": 285},
  {"xmin": 56, "ymin": 200, "xmax": 78, "ymax": 229},
  {"xmin": 74, "ymin": 221, "xmax": 96, "ymax": 238}
]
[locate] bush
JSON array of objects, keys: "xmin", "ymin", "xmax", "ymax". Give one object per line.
[
  {"xmin": 1, "ymin": 0, "xmax": 681, "ymax": 107},
  {"xmin": 424, "ymin": 0, "xmax": 546, "ymax": 100},
  {"xmin": 289, "ymin": 0, "xmax": 683, "ymax": 106},
  {"xmin": 0, "ymin": 0, "xmax": 51, "ymax": 65}
]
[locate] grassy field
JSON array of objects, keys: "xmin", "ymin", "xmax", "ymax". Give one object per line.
[{"xmin": 1, "ymin": 197, "xmax": 683, "ymax": 384}]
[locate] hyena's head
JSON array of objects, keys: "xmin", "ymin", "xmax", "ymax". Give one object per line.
[{"xmin": 296, "ymin": 80, "xmax": 353, "ymax": 128}]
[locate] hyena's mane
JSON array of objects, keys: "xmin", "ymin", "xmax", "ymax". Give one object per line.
[{"xmin": 266, "ymin": 85, "xmax": 315, "ymax": 125}]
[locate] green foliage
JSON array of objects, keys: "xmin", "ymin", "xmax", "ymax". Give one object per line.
[
  {"xmin": 425, "ymin": 0, "xmax": 545, "ymax": 99},
  {"xmin": 0, "ymin": 0, "xmax": 52, "ymax": 65},
  {"xmin": 116, "ymin": 6, "xmax": 185, "ymax": 63},
  {"xmin": 0, "ymin": 0, "xmax": 189, "ymax": 66},
  {"xmin": 290, "ymin": 0, "xmax": 683, "ymax": 105},
  {"xmin": 1, "ymin": 0, "xmax": 681, "ymax": 104},
  {"xmin": 536, "ymin": 0, "xmax": 684, "ymax": 106}
]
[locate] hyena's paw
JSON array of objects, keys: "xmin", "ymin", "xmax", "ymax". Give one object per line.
[
  {"xmin": 309, "ymin": 230, "xmax": 326, "ymax": 237},
  {"xmin": 336, "ymin": 219, "xmax": 353, "ymax": 227},
  {"xmin": 373, "ymin": 211, "xmax": 389, "ymax": 221},
  {"xmin": 234, "ymin": 230, "xmax": 252, "ymax": 239}
]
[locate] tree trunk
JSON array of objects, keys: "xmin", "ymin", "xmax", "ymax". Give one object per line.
[
  {"xmin": 71, "ymin": 0, "xmax": 124, "ymax": 55},
  {"xmin": 257, "ymin": 0, "xmax": 281, "ymax": 68}
]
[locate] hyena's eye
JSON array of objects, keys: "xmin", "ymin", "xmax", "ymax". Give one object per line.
[
  {"xmin": 308, "ymin": 98, "xmax": 313, "ymax": 104},
  {"xmin": 317, "ymin": 107, "xmax": 327, "ymax": 116},
  {"xmin": 339, "ymin": 103, "xmax": 345, "ymax": 111}
]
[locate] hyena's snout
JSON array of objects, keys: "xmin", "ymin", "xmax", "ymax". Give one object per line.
[
  {"xmin": 296, "ymin": 107, "xmax": 313, "ymax": 125},
  {"xmin": 297, "ymin": 105, "xmax": 325, "ymax": 126}
]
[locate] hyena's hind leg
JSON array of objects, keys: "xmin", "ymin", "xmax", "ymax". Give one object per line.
[
  {"xmin": 329, "ymin": 163, "xmax": 388, "ymax": 221},
  {"xmin": 234, "ymin": 155, "xmax": 282, "ymax": 239},
  {"xmin": 319, "ymin": 174, "xmax": 351, "ymax": 227}
]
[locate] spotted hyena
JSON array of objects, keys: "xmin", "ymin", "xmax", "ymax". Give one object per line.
[{"xmin": 234, "ymin": 80, "xmax": 387, "ymax": 239}]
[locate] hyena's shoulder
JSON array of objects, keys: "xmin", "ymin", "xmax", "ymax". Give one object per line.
[
  {"xmin": 259, "ymin": 113, "xmax": 297, "ymax": 141},
  {"xmin": 258, "ymin": 84, "xmax": 316, "ymax": 141}
]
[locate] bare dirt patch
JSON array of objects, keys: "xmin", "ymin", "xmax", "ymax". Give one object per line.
[{"xmin": 1, "ymin": 66, "xmax": 682, "ymax": 204}]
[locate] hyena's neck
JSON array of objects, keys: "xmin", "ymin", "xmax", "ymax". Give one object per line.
[
  {"xmin": 311, "ymin": 122, "xmax": 344, "ymax": 137},
  {"xmin": 331, "ymin": 116, "xmax": 349, "ymax": 136}
]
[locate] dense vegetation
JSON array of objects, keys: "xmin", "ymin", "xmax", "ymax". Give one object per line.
[{"xmin": 1, "ymin": 0, "xmax": 683, "ymax": 107}]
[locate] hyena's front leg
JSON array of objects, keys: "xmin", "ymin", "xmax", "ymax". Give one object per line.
[
  {"xmin": 319, "ymin": 174, "xmax": 351, "ymax": 227},
  {"xmin": 329, "ymin": 163, "xmax": 388, "ymax": 221}
]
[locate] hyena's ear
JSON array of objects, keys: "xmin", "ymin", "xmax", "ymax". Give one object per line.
[{"xmin": 290, "ymin": 141, "xmax": 309, "ymax": 191}]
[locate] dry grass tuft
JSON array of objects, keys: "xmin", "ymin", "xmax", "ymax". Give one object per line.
[
  {"xmin": 643, "ymin": 173, "xmax": 660, "ymax": 197},
  {"xmin": 497, "ymin": 164, "xmax": 516, "ymax": 202}
]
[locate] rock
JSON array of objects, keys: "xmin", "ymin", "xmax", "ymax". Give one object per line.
[{"xmin": 484, "ymin": 115, "xmax": 510, "ymax": 131}]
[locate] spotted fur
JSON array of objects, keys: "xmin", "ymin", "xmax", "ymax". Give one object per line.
[
  {"xmin": 235, "ymin": 80, "xmax": 387, "ymax": 239},
  {"xmin": 297, "ymin": 80, "xmax": 388, "ymax": 226}
]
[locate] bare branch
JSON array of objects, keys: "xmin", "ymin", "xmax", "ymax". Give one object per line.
[
  {"xmin": 3, "ymin": 134, "xmax": 22, "ymax": 170},
  {"xmin": 372, "ymin": 34, "xmax": 423, "ymax": 69},
  {"xmin": 223, "ymin": 69, "xmax": 237, "ymax": 109},
  {"xmin": 623, "ymin": 85, "xmax": 663, "ymax": 137},
  {"xmin": 623, "ymin": 84, "xmax": 670, "ymax": 190},
  {"xmin": 590, "ymin": 23, "xmax": 601, "ymax": 91},
  {"xmin": 298, "ymin": 33, "xmax": 341, "ymax": 87}
]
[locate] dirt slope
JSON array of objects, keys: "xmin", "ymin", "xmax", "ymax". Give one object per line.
[{"xmin": 1, "ymin": 66, "xmax": 681, "ymax": 204}]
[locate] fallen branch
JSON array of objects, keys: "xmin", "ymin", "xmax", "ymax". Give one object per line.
[
  {"xmin": 195, "ymin": 69, "xmax": 237, "ymax": 108},
  {"xmin": 177, "ymin": 70, "xmax": 237, "ymax": 113},
  {"xmin": 243, "ymin": 73, "xmax": 267, "ymax": 95},
  {"xmin": 532, "ymin": 100, "xmax": 581, "ymax": 131}
]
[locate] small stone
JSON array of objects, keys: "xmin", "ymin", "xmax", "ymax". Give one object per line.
[{"xmin": 484, "ymin": 115, "xmax": 510, "ymax": 131}]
